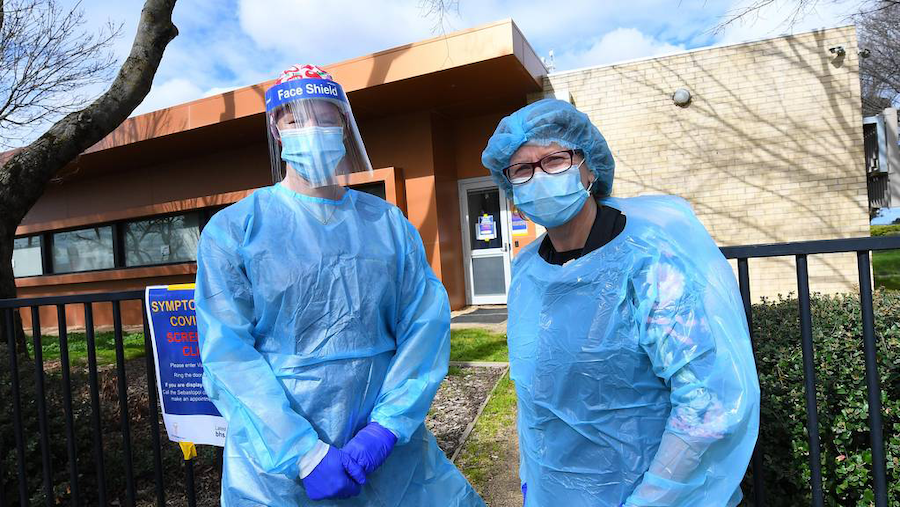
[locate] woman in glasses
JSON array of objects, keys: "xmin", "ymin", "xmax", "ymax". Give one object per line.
[{"xmin": 481, "ymin": 99, "xmax": 760, "ymax": 506}]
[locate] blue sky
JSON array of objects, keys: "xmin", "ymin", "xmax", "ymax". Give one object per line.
[
  {"xmin": 58, "ymin": 0, "xmax": 857, "ymax": 116},
  {"xmin": 872, "ymin": 208, "xmax": 900, "ymax": 225}
]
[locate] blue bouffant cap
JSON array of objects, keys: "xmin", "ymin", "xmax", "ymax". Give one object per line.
[{"xmin": 481, "ymin": 99, "xmax": 615, "ymax": 196}]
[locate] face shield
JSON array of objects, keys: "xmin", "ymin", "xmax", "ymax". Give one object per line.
[{"xmin": 265, "ymin": 67, "xmax": 373, "ymax": 188}]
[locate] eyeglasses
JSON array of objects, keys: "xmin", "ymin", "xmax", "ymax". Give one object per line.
[{"xmin": 502, "ymin": 150, "xmax": 582, "ymax": 185}]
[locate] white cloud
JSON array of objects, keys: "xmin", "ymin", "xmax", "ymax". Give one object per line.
[
  {"xmin": 554, "ymin": 28, "xmax": 686, "ymax": 71},
  {"xmin": 203, "ymin": 86, "xmax": 243, "ymax": 98},
  {"xmin": 237, "ymin": 0, "xmax": 434, "ymax": 66},
  {"xmin": 716, "ymin": 0, "xmax": 855, "ymax": 46},
  {"xmin": 132, "ymin": 78, "xmax": 204, "ymax": 116}
]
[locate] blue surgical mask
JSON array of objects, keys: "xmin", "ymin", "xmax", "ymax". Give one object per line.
[
  {"xmin": 280, "ymin": 126, "xmax": 346, "ymax": 186},
  {"xmin": 512, "ymin": 162, "xmax": 590, "ymax": 228}
]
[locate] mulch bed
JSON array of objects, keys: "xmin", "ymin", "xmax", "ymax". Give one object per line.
[{"xmin": 427, "ymin": 366, "xmax": 505, "ymax": 458}]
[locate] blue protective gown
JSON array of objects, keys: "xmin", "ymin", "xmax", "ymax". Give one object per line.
[
  {"xmin": 509, "ymin": 195, "xmax": 760, "ymax": 507},
  {"xmin": 195, "ymin": 184, "xmax": 484, "ymax": 506}
]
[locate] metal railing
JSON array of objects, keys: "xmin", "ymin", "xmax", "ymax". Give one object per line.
[
  {"xmin": 721, "ymin": 235, "xmax": 900, "ymax": 507},
  {"xmin": 1, "ymin": 235, "xmax": 897, "ymax": 506},
  {"xmin": 0, "ymin": 290, "xmax": 196, "ymax": 507}
]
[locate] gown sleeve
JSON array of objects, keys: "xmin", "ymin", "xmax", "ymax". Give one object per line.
[
  {"xmin": 625, "ymin": 241, "xmax": 760, "ymax": 506},
  {"xmin": 369, "ymin": 213, "xmax": 452, "ymax": 444},
  {"xmin": 196, "ymin": 216, "xmax": 323, "ymax": 477}
]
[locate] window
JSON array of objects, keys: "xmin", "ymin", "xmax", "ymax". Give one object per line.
[
  {"xmin": 52, "ymin": 226, "xmax": 115, "ymax": 273},
  {"xmin": 124, "ymin": 212, "xmax": 201, "ymax": 267},
  {"xmin": 12, "ymin": 236, "xmax": 43, "ymax": 277},
  {"xmin": 350, "ymin": 182, "xmax": 387, "ymax": 200}
]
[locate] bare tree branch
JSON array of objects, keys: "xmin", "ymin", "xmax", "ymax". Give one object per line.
[
  {"xmin": 710, "ymin": 0, "xmax": 900, "ymax": 116},
  {"xmin": 712, "ymin": 0, "xmax": 843, "ymax": 35},
  {"xmin": 711, "ymin": 0, "xmax": 880, "ymax": 35},
  {"xmin": 418, "ymin": 0, "xmax": 459, "ymax": 34},
  {"xmin": 0, "ymin": 0, "xmax": 178, "ymax": 303},
  {"xmin": 857, "ymin": 3, "xmax": 900, "ymax": 114},
  {"xmin": 0, "ymin": 0, "xmax": 123, "ymax": 147}
]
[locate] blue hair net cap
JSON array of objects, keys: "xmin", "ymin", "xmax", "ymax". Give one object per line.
[{"xmin": 481, "ymin": 98, "xmax": 615, "ymax": 196}]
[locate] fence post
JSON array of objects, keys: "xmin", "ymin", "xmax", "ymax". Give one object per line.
[
  {"xmin": 856, "ymin": 251, "xmax": 888, "ymax": 507},
  {"xmin": 795, "ymin": 254, "xmax": 824, "ymax": 507},
  {"xmin": 141, "ymin": 298, "xmax": 167, "ymax": 507},
  {"xmin": 56, "ymin": 304, "xmax": 80, "ymax": 506},
  {"xmin": 4, "ymin": 309, "xmax": 28, "ymax": 507},
  {"xmin": 111, "ymin": 301, "xmax": 136, "ymax": 507},
  {"xmin": 83, "ymin": 303, "xmax": 107, "ymax": 506},
  {"xmin": 738, "ymin": 258, "xmax": 765, "ymax": 506},
  {"xmin": 30, "ymin": 306, "xmax": 54, "ymax": 507}
]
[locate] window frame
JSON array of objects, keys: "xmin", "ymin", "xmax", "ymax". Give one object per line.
[
  {"xmin": 121, "ymin": 210, "xmax": 204, "ymax": 269},
  {"xmin": 13, "ymin": 205, "xmax": 226, "ymax": 279},
  {"xmin": 11, "ymin": 234, "xmax": 46, "ymax": 278},
  {"xmin": 49, "ymin": 224, "xmax": 118, "ymax": 275}
]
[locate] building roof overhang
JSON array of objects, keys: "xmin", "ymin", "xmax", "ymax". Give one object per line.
[{"xmin": 69, "ymin": 19, "xmax": 543, "ymax": 167}]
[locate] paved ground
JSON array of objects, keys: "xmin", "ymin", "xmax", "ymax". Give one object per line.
[
  {"xmin": 452, "ymin": 307, "xmax": 508, "ymax": 324},
  {"xmin": 451, "ymin": 305, "xmax": 508, "ymax": 334}
]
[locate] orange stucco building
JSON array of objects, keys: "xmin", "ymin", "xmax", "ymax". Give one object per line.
[{"xmin": 11, "ymin": 20, "xmax": 546, "ymax": 327}]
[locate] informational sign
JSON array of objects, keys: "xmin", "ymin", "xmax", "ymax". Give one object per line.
[
  {"xmin": 476, "ymin": 214, "xmax": 497, "ymax": 241},
  {"xmin": 511, "ymin": 212, "xmax": 528, "ymax": 236},
  {"xmin": 146, "ymin": 284, "xmax": 226, "ymax": 447}
]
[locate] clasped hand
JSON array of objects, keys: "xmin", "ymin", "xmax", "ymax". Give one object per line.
[{"xmin": 301, "ymin": 422, "xmax": 398, "ymax": 500}]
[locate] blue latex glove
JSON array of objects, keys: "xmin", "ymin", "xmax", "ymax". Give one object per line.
[
  {"xmin": 301, "ymin": 446, "xmax": 366, "ymax": 500},
  {"xmin": 343, "ymin": 422, "xmax": 398, "ymax": 475},
  {"xmin": 522, "ymin": 483, "xmax": 527, "ymax": 505}
]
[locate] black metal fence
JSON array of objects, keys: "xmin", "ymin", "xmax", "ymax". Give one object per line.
[
  {"xmin": 1, "ymin": 235, "xmax": 898, "ymax": 506},
  {"xmin": 0, "ymin": 290, "xmax": 193, "ymax": 507},
  {"xmin": 721, "ymin": 235, "xmax": 900, "ymax": 507}
]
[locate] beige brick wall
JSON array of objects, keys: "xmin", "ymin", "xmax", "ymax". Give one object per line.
[{"xmin": 533, "ymin": 26, "xmax": 869, "ymax": 300}]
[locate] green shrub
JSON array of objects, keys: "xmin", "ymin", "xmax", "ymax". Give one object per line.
[
  {"xmin": 870, "ymin": 224, "xmax": 900, "ymax": 237},
  {"xmin": 743, "ymin": 291, "xmax": 900, "ymax": 506}
]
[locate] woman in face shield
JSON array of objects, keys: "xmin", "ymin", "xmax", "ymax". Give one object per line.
[
  {"xmin": 195, "ymin": 64, "xmax": 484, "ymax": 506},
  {"xmin": 481, "ymin": 99, "xmax": 760, "ymax": 507}
]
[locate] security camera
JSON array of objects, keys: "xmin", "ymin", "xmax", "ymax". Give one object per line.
[
  {"xmin": 829, "ymin": 46, "xmax": 846, "ymax": 57},
  {"xmin": 859, "ymin": 48, "xmax": 872, "ymax": 59}
]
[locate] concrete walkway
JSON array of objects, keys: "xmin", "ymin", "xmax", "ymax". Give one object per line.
[{"xmin": 451, "ymin": 305, "xmax": 508, "ymax": 334}]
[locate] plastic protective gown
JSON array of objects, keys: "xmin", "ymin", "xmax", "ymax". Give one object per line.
[
  {"xmin": 195, "ymin": 184, "xmax": 484, "ymax": 506},
  {"xmin": 510, "ymin": 195, "xmax": 760, "ymax": 507}
]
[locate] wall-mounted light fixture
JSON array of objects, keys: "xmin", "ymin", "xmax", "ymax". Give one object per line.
[
  {"xmin": 673, "ymin": 88, "xmax": 692, "ymax": 107},
  {"xmin": 829, "ymin": 46, "xmax": 846, "ymax": 57}
]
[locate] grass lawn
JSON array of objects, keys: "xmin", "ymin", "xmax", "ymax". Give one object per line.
[
  {"xmin": 873, "ymin": 249, "xmax": 900, "ymax": 290},
  {"xmin": 23, "ymin": 327, "xmax": 507, "ymax": 367},
  {"xmin": 456, "ymin": 372, "xmax": 518, "ymax": 492},
  {"xmin": 26, "ymin": 331, "xmax": 146, "ymax": 366},
  {"xmin": 449, "ymin": 328, "xmax": 509, "ymax": 363}
]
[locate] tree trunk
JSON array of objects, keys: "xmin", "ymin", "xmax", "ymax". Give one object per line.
[{"xmin": 0, "ymin": 0, "xmax": 178, "ymax": 347}]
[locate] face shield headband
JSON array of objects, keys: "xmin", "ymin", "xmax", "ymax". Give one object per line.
[{"xmin": 265, "ymin": 78, "xmax": 348, "ymax": 113}]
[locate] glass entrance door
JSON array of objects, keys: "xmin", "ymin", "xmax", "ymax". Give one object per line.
[{"xmin": 459, "ymin": 178, "xmax": 512, "ymax": 305}]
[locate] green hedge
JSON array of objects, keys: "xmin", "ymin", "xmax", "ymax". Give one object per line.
[
  {"xmin": 870, "ymin": 224, "xmax": 900, "ymax": 237},
  {"xmin": 744, "ymin": 291, "xmax": 900, "ymax": 506}
]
